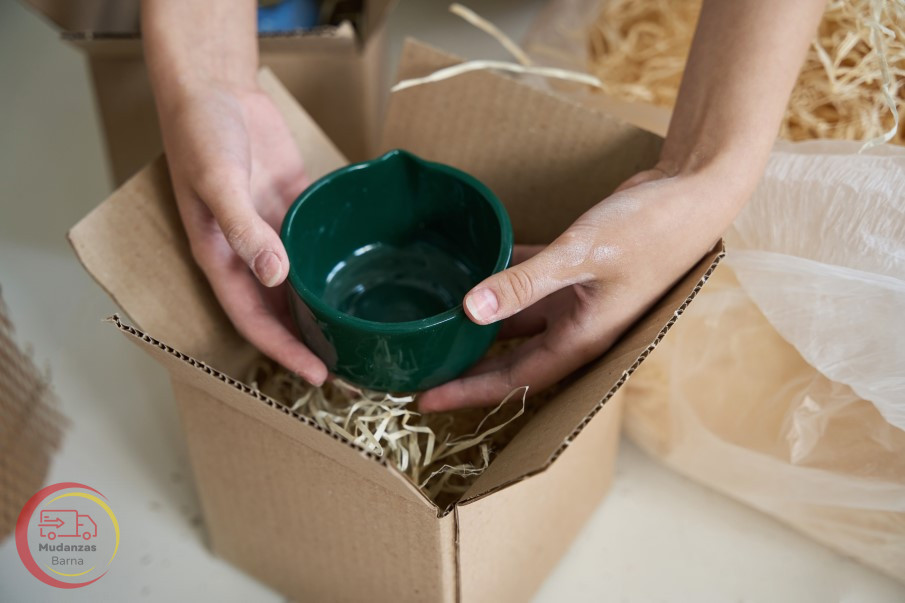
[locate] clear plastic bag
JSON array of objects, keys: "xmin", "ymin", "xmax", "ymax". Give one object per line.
[
  {"xmin": 728, "ymin": 141, "xmax": 905, "ymax": 431},
  {"xmin": 623, "ymin": 141, "xmax": 905, "ymax": 581}
]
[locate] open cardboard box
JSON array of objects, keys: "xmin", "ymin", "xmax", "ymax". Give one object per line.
[
  {"xmin": 68, "ymin": 40, "xmax": 723, "ymax": 602},
  {"xmin": 22, "ymin": 0, "xmax": 393, "ymax": 184}
]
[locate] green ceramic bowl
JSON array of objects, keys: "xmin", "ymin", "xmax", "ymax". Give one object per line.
[{"xmin": 281, "ymin": 149, "xmax": 513, "ymax": 392}]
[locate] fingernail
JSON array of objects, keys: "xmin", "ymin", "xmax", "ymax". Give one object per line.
[
  {"xmin": 253, "ymin": 250, "xmax": 282, "ymax": 287},
  {"xmin": 465, "ymin": 287, "xmax": 498, "ymax": 324}
]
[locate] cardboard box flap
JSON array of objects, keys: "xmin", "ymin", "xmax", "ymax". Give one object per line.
[
  {"xmin": 109, "ymin": 314, "xmax": 436, "ymax": 510},
  {"xmin": 381, "ymin": 41, "xmax": 722, "ymax": 502},
  {"xmin": 461, "ymin": 245, "xmax": 724, "ymax": 502},
  {"xmin": 382, "ymin": 41, "xmax": 664, "ymax": 245},
  {"xmin": 363, "ymin": 0, "xmax": 395, "ymax": 41},
  {"xmin": 68, "ymin": 69, "xmax": 346, "ymax": 373}
]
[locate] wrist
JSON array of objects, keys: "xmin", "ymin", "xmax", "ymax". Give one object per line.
[
  {"xmin": 154, "ymin": 75, "xmax": 261, "ymax": 118},
  {"xmin": 141, "ymin": 0, "xmax": 259, "ymax": 115},
  {"xmin": 656, "ymin": 139, "xmax": 766, "ymax": 208}
]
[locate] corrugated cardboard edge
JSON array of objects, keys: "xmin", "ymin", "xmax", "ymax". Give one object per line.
[
  {"xmin": 105, "ymin": 314, "xmax": 439, "ymax": 513},
  {"xmin": 458, "ymin": 243, "xmax": 726, "ymax": 506}
]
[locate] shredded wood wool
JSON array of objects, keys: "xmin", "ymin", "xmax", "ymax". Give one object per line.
[
  {"xmin": 247, "ymin": 338, "xmax": 560, "ymax": 508},
  {"xmin": 585, "ymin": 0, "xmax": 904, "ymax": 145}
]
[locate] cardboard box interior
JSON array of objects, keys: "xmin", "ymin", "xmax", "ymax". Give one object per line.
[
  {"xmin": 68, "ymin": 41, "xmax": 723, "ymax": 601},
  {"xmin": 22, "ymin": 0, "xmax": 394, "ymax": 184}
]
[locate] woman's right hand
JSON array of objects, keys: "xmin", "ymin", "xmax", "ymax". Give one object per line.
[
  {"xmin": 142, "ymin": 0, "xmax": 326, "ymax": 384},
  {"xmin": 156, "ymin": 82, "xmax": 328, "ymax": 385}
]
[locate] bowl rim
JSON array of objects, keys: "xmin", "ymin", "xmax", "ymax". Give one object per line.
[{"xmin": 280, "ymin": 148, "xmax": 514, "ymax": 333}]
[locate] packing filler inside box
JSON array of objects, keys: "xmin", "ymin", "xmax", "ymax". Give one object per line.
[
  {"xmin": 22, "ymin": 0, "xmax": 393, "ymax": 184},
  {"xmin": 69, "ymin": 41, "xmax": 723, "ymax": 602}
]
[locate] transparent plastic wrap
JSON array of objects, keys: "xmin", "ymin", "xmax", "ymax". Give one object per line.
[{"xmin": 623, "ymin": 141, "xmax": 905, "ymax": 581}]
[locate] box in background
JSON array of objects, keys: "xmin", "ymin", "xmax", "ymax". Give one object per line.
[
  {"xmin": 22, "ymin": 0, "xmax": 393, "ymax": 185},
  {"xmin": 68, "ymin": 41, "xmax": 723, "ymax": 601},
  {"xmin": 0, "ymin": 290, "xmax": 67, "ymax": 541}
]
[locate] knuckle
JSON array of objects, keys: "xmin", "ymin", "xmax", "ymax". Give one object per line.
[
  {"xmin": 501, "ymin": 266, "xmax": 535, "ymax": 308},
  {"xmin": 558, "ymin": 225, "xmax": 589, "ymax": 248},
  {"xmin": 557, "ymin": 225, "xmax": 595, "ymax": 265},
  {"xmin": 221, "ymin": 217, "xmax": 254, "ymax": 254},
  {"xmin": 502, "ymin": 363, "xmax": 521, "ymax": 392}
]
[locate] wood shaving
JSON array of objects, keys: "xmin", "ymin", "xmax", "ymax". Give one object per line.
[
  {"xmin": 391, "ymin": 59, "xmax": 604, "ymax": 93},
  {"xmin": 247, "ymin": 338, "xmax": 558, "ymax": 509},
  {"xmin": 449, "ymin": 3, "xmax": 534, "ymax": 66},
  {"xmin": 583, "ymin": 0, "xmax": 904, "ymax": 145},
  {"xmin": 392, "ymin": 3, "xmax": 606, "ymax": 92}
]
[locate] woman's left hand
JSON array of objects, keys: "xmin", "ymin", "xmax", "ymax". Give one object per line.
[{"xmin": 417, "ymin": 164, "xmax": 745, "ymax": 412}]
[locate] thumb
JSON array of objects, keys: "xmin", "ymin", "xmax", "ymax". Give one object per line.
[
  {"xmin": 200, "ymin": 177, "xmax": 289, "ymax": 288},
  {"xmin": 464, "ymin": 242, "xmax": 576, "ymax": 325}
]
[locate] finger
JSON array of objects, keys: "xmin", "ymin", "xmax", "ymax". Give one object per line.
[
  {"xmin": 196, "ymin": 173, "xmax": 290, "ymax": 288},
  {"xmin": 463, "ymin": 235, "xmax": 590, "ymax": 325},
  {"xmin": 205, "ymin": 255, "xmax": 328, "ymax": 385},
  {"xmin": 418, "ymin": 320, "xmax": 606, "ymax": 412},
  {"xmin": 493, "ymin": 245, "xmax": 548, "ymax": 338}
]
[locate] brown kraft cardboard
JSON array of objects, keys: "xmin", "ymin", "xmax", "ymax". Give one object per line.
[{"xmin": 68, "ymin": 41, "xmax": 724, "ymax": 602}]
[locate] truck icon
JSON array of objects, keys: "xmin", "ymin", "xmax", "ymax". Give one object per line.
[{"xmin": 38, "ymin": 509, "xmax": 97, "ymax": 541}]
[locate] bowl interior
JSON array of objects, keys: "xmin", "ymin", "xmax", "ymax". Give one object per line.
[{"xmin": 283, "ymin": 151, "xmax": 509, "ymax": 325}]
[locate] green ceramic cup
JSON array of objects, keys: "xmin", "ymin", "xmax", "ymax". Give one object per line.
[{"xmin": 281, "ymin": 149, "xmax": 513, "ymax": 392}]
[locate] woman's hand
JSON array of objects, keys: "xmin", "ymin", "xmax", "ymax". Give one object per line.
[
  {"xmin": 158, "ymin": 84, "xmax": 328, "ymax": 385},
  {"xmin": 419, "ymin": 0, "xmax": 826, "ymax": 412},
  {"xmin": 417, "ymin": 163, "xmax": 744, "ymax": 412},
  {"xmin": 142, "ymin": 0, "xmax": 326, "ymax": 384}
]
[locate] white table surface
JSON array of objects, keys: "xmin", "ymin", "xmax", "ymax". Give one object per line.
[{"xmin": 1, "ymin": 0, "xmax": 903, "ymax": 601}]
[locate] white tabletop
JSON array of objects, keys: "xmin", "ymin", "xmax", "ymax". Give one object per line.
[{"xmin": 1, "ymin": 1, "xmax": 903, "ymax": 601}]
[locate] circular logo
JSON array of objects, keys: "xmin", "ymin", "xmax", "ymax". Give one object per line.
[{"xmin": 15, "ymin": 482, "xmax": 120, "ymax": 588}]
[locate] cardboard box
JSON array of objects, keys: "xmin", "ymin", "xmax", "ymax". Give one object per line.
[
  {"xmin": 23, "ymin": 0, "xmax": 392, "ymax": 184},
  {"xmin": 0, "ymin": 290, "xmax": 67, "ymax": 541},
  {"xmin": 68, "ymin": 41, "xmax": 723, "ymax": 601}
]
